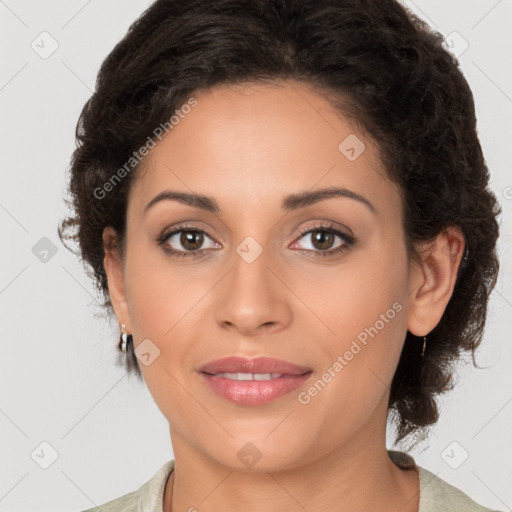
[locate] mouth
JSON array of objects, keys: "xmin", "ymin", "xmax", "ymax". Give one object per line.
[
  {"xmin": 209, "ymin": 372, "xmax": 288, "ymax": 380},
  {"xmin": 198, "ymin": 356, "xmax": 313, "ymax": 405}
]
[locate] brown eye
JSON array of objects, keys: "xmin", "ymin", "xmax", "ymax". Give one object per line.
[
  {"xmin": 309, "ymin": 230, "xmax": 336, "ymax": 251},
  {"xmin": 291, "ymin": 224, "xmax": 356, "ymax": 258},
  {"xmin": 180, "ymin": 231, "xmax": 204, "ymax": 251},
  {"xmin": 157, "ymin": 227, "xmax": 219, "ymax": 258}
]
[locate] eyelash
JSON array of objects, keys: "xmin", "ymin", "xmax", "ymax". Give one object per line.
[{"xmin": 156, "ymin": 223, "xmax": 356, "ymax": 259}]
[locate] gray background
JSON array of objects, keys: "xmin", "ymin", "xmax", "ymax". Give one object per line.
[{"xmin": 1, "ymin": 0, "xmax": 511, "ymax": 510}]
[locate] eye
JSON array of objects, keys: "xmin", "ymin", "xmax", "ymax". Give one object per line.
[
  {"xmin": 156, "ymin": 222, "xmax": 356, "ymax": 260},
  {"xmin": 291, "ymin": 224, "xmax": 355, "ymax": 257},
  {"xmin": 156, "ymin": 226, "xmax": 220, "ymax": 258}
]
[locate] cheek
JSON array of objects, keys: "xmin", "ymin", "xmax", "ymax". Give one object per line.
[
  {"xmin": 122, "ymin": 244, "xmax": 215, "ymax": 394},
  {"xmin": 293, "ymin": 269, "xmax": 408, "ymax": 447},
  {"xmin": 300, "ymin": 243, "xmax": 408, "ymax": 348},
  {"xmin": 124, "ymin": 242, "xmax": 207, "ymax": 339},
  {"xmin": 303, "ymin": 236, "xmax": 410, "ymax": 397},
  {"xmin": 122, "ymin": 246, "xmax": 199, "ymax": 416}
]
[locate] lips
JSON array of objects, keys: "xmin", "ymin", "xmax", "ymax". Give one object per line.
[
  {"xmin": 199, "ymin": 356, "xmax": 312, "ymax": 376},
  {"xmin": 198, "ymin": 356, "xmax": 313, "ymax": 405}
]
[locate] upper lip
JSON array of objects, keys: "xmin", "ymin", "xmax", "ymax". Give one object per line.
[{"xmin": 199, "ymin": 356, "xmax": 312, "ymax": 376}]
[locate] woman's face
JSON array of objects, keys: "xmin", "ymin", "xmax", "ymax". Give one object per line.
[{"xmin": 109, "ymin": 81, "xmax": 424, "ymax": 470}]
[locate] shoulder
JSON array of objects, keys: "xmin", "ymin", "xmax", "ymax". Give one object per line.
[
  {"xmin": 80, "ymin": 460, "xmax": 175, "ymax": 512},
  {"xmin": 417, "ymin": 465, "xmax": 502, "ymax": 512},
  {"xmin": 388, "ymin": 450, "xmax": 503, "ymax": 512}
]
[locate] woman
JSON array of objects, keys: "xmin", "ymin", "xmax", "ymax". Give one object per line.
[{"xmin": 59, "ymin": 0, "xmax": 503, "ymax": 510}]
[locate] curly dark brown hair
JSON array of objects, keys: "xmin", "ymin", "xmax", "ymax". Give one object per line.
[{"xmin": 58, "ymin": 0, "xmax": 500, "ymax": 446}]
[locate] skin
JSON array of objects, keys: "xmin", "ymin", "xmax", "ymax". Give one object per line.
[{"xmin": 103, "ymin": 80, "xmax": 465, "ymax": 512}]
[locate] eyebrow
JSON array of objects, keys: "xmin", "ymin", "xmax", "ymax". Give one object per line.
[{"xmin": 144, "ymin": 186, "xmax": 376, "ymax": 215}]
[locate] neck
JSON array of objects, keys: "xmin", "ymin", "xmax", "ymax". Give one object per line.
[{"xmin": 163, "ymin": 432, "xmax": 419, "ymax": 512}]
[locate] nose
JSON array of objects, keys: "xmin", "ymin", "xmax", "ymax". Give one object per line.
[{"xmin": 214, "ymin": 243, "xmax": 292, "ymax": 337}]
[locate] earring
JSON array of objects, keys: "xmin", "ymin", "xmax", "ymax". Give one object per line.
[
  {"xmin": 421, "ymin": 335, "xmax": 427, "ymax": 357},
  {"xmin": 119, "ymin": 323, "xmax": 131, "ymax": 352}
]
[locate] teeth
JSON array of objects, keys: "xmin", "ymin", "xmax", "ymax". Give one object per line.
[{"xmin": 215, "ymin": 372, "xmax": 283, "ymax": 380}]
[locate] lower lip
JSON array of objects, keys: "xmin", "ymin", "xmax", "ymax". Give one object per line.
[{"xmin": 199, "ymin": 372, "xmax": 312, "ymax": 405}]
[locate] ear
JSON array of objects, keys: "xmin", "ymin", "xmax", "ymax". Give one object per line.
[
  {"xmin": 407, "ymin": 226, "xmax": 465, "ymax": 337},
  {"xmin": 102, "ymin": 226, "xmax": 132, "ymax": 332}
]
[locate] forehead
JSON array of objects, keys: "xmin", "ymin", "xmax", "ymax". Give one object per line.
[{"xmin": 128, "ymin": 80, "xmax": 400, "ymax": 219}]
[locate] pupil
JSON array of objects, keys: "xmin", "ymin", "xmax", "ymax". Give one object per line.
[
  {"xmin": 313, "ymin": 230, "xmax": 333, "ymax": 250},
  {"xmin": 181, "ymin": 231, "xmax": 203, "ymax": 250}
]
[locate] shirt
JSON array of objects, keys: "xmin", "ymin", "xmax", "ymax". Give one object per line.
[{"xmin": 81, "ymin": 450, "xmax": 503, "ymax": 511}]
